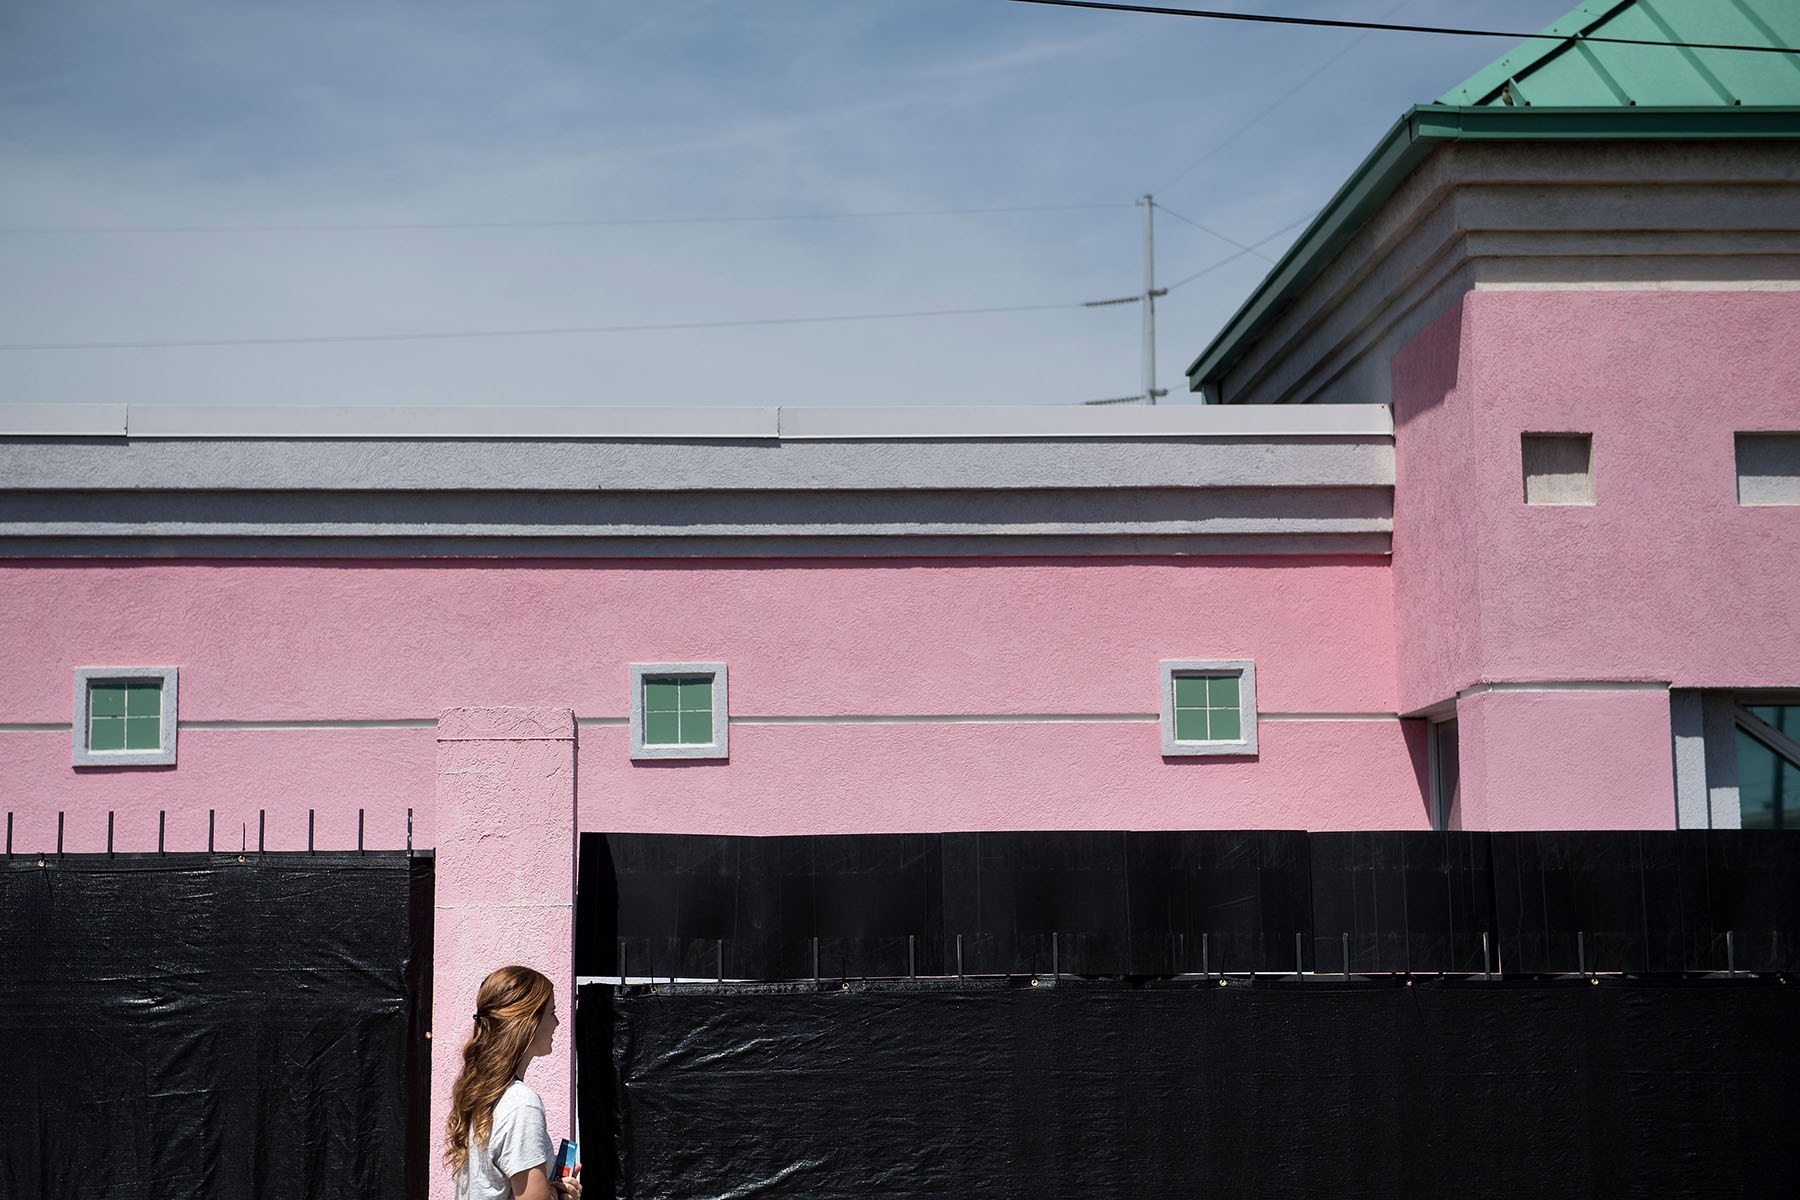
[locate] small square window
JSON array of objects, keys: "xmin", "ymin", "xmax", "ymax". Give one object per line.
[
  {"xmin": 1735, "ymin": 433, "xmax": 1800, "ymax": 506},
  {"xmin": 1161, "ymin": 660, "xmax": 1256, "ymax": 757},
  {"xmin": 630, "ymin": 663, "xmax": 728, "ymax": 760},
  {"xmin": 1521, "ymin": 433, "xmax": 1595, "ymax": 505},
  {"xmin": 73, "ymin": 667, "xmax": 178, "ymax": 766}
]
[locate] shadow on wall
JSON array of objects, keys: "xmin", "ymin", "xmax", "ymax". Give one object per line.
[{"xmin": 1390, "ymin": 297, "xmax": 1464, "ymax": 428}]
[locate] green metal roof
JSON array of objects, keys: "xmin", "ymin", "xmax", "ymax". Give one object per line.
[
  {"xmin": 1186, "ymin": 0, "xmax": 1800, "ymax": 399},
  {"xmin": 1440, "ymin": 0, "xmax": 1800, "ymax": 108}
]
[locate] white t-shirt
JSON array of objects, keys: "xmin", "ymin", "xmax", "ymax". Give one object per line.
[{"xmin": 457, "ymin": 1080, "xmax": 556, "ymax": 1200}]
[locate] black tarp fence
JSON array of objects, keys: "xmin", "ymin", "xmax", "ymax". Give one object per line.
[
  {"xmin": 0, "ymin": 852, "xmax": 432, "ymax": 1200},
  {"xmin": 584, "ymin": 976, "xmax": 1800, "ymax": 1200},
  {"xmin": 577, "ymin": 829, "xmax": 1800, "ymax": 980}
]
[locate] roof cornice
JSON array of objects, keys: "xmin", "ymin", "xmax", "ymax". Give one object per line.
[{"xmin": 1184, "ymin": 104, "xmax": 1800, "ymax": 401}]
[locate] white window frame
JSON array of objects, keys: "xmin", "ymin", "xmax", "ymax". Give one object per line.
[
  {"xmin": 629, "ymin": 663, "xmax": 729, "ymax": 761},
  {"xmin": 73, "ymin": 666, "xmax": 179, "ymax": 767},
  {"xmin": 1160, "ymin": 659, "xmax": 1257, "ymax": 757}
]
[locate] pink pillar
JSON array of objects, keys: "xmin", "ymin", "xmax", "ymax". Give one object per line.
[{"xmin": 430, "ymin": 706, "xmax": 578, "ymax": 1200}]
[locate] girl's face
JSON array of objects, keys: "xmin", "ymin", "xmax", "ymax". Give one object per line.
[{"xmin": 526, "ymin": 998, "xmax": 559, "ymax": 1060}]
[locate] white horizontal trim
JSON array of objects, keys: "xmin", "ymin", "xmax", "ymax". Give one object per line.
[
  {"xmin": 0, "ymin": 402, "xmax": 1394, "ymax": 442},
  {"xmin": 1475, "ymin": 279, "xmax": 1800, "ymax": 293},
  {"xmin": 1259, "ymin": 712, "xmax": 1399, "ymax": 722},
  {"xmin": 1459, "ymin": 681, "xmax": 1668, "ymax": 698},
  {"xmin": 1, "ymin": 711, "xmax": 1406, "ymax": 732},
  {"xmin": 181, "ymin": 718, "xmax": 438, "ymax": 730},
  {"xmin": 733, "ymin": 712, "xmax": 1155, "ymax": 726},
  {"xmin": 775, "ymin": 404, "xmax": 1393, "ymax": 440}
]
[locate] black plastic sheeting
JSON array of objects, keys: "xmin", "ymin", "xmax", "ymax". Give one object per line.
[
  {"xmin": 585, "ymin": 977, "xmax": 1800, "ymax": 1200},
  {"xmin": 577, "ymin": 830, "xmax": 1800, "ymax": 979},
  {"xmin": 0, "ymin": 853, "xmax": 433, "ymax": 1200}
]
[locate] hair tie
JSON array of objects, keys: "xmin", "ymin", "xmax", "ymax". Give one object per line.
[{"xmin": 472, "ymin": 1012, "xmax": 483, "ymax": 1023}]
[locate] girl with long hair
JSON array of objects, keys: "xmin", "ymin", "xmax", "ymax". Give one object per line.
[{"xmin": 445, "ymin": 965, "xmax": 581, "ymax": 1200}]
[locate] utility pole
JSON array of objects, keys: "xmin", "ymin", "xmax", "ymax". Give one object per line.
[
  {"xmin": 1141, "ymin": 194, "xmax": 1166, "ymax": 405},
  {"xmin": 1081, "ymin": 196, "xmax": 1169, "ymax": 405}
]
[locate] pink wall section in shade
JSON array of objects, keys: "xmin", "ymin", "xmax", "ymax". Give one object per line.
[
  {"xmin": 577, "ymin": 719, "xmax": 1432, "ymax": 835},
  {"xmin": 1392, "ymin": 290, "xmax": 1800, "ymax": 714},
  {"xmin": 1454, "ymin": 688, "xmax": 1675, "ymax": 831}
]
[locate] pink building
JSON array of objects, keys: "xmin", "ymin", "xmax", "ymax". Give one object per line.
[{"xmin": 4, "ymin": 3, "xmax": 1797, "ymax": 1196}]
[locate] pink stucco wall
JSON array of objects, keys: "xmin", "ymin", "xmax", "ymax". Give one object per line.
[
  {"xmin": 1454, "ymin": 687, "xmax": 1675, "ymax": 830},
  {"xmin": 1393, "ymin": 289, "xmax": 1800, "ymax": 714},
  {"xmin": 0, "ymin": 555, "xmax": 1412, "ymax": 844}
]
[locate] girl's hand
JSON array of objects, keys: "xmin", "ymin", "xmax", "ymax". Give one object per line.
[{"xmin": 551, "ymin": 1166, "xmax": 582, "ymax": 1200}]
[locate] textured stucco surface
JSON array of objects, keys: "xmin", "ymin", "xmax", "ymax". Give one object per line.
[
  {"xmin": 577, "ymin": 719, "xmax": 1430, "ymax": 834},
  {"xmin": 431, "ymin": 708, "xmax": 576, "ymax": 1200},
  {"xmin": 1454, "ymin": 688, "xmax": 1675, "ymax": 830},
  {"xmin": 1393, "ymin": 289, "xmax": 1800, "ymax": 713},
  {"xmin": 0, "ymin": 727, "xmax": 435, "ymax": 853},
  {"xmin": 0, "ymin": 554, "xmax": 1409, "ymax": 838},
  {"xmin": 0, "ymin": 556, "xmax": 1397, "ymax": 721}
]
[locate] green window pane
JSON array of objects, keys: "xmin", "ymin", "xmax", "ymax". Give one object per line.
[
  {"xmin": 644, "ymin": 711, "xmax": 681, "ymax": 745},
  {"xmin": 678, "ymin": 677, "xmax": 712, "ymax": 713},
  {"xmin": 125, "ymin": 715, "xmax": 162, "ymax": 750},
  {"xmin": 90, "ymin": 684, "xmax": 127, "ymax": 718},
  {"xmin": 644, "ymin": 680, "xmax": 681, "ymax": 713},
  {"xmin": 1207, "ymin": 675, "xmax": 1239, "ymax": 708},
  {"xmin": 1174, "ymin": 707, "xmax": 1210, "ymax": 742},
  {"xmin": 1208, "ymin": 706, "xmax": 1241, "ymax": 742},
  {"xmin": 125, "ymin": 682, "xmax": 162, "ymax": 716},
  {"xmin": 90, "ymin": 715, "xmax": 126, "ymax": 751},
  {"xmin": 1737, "ymin": 727, "xmax": 1800, "ymax": 831},
  {"xmin": 679, "ymin": 709, "xmax": 714, "ymax": 744},
  {"xmin": 1173, "ymin": 676, "xmax": 1208, "ymax": 707}
]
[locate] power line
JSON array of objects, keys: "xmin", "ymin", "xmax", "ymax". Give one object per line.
[
  {"xmin": 1151, "ymin": 201, "xmax": 1275, "ymax": 262},
  {"xmin": 1162, "ymin": 209, "xmax": 1316, "ymax": 291},
  {"xmin": 0, "ymin": 301, "xmax": 1095, "ymax": 352},
  {"xmin": 1007, "ymin": 0, "xmax": 1800, "ymax": 54},
  {"xmin": 1152, "ymin": 0, "xmax": 1410, "ymax": 193},
  {"xmin": 0, "ymin": 202, "xmax": 1131, "ymax": 237}
]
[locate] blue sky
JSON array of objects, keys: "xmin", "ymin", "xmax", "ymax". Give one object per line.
[{"xmin": 0, "ymin": 0, "xmax": 1575, "ymax": 408}]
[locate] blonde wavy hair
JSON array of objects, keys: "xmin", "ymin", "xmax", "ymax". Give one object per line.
[{"xmin": 444, "ymin": 965, "xmax": 556, "ymax": 1178}]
